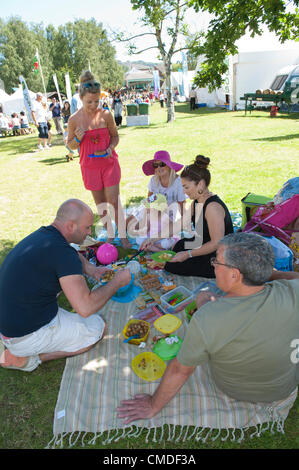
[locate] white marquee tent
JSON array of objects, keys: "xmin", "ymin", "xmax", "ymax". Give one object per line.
[{"xmin": 1, "ymin": 86, "xmax": 36, "ymax": 116}]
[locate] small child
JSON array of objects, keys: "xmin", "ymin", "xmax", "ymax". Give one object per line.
[
  {"xmin": 127, "ymin": 194, "xmax": 180, "ymax": 252},
  {"xmin": 63, "ymin": 123, "xmax": 76, "ymax": 162}
]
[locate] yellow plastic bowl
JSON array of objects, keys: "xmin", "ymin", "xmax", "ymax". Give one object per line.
[
  {"xmin": 122, "ymin": 319, "xmax": 150, "ymax": 345},
  {"xmin": 153, "ymin": 314, "xmax": 182, "ymax": 334},
  {"xmin": 131, "ymin": 352, "xmax": 166, "ymax": 381}
]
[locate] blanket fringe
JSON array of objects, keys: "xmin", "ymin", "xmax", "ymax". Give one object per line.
[{"xmin": 45, "ymin": 417, "xmax": 288, "ymax": 448}]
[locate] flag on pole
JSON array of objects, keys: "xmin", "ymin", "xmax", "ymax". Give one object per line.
[
  {"xmin": 32, "ymin": 50, "xmax": 39, "ymax": 75},
  {"xmin": 53, "ymin": 73, "xmax": 63, "ymax": 108},
  {"xmin": 65, "ymin": 73, "xmax": 72, "ymax": 103},
  {"xmin": 19, "ymin": 76, "xmax": 34, "ymax": 122}
]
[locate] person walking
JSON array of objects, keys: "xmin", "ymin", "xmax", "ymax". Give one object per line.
[{"xmin": 49, "ymin": 97, "xmax": 63, "ymax": 135}]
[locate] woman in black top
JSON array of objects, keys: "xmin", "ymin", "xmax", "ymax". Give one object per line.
[{"xmin": 165, "ymin": 155, "xmax": 233, "ymax": 278}]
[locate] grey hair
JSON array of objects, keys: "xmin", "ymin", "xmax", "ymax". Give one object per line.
[{"xmin": 218, "ymin": 232, "xmax": 275, "ymax": 286}]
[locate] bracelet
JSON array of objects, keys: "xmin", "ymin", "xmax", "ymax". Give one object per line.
[
  {"xmin": 188, "ymin": 250, "xmax": 192, "ymax": 258},
  {"xmin": 74, "ymin": 136, "xmax": 81, "ymax": 144}
]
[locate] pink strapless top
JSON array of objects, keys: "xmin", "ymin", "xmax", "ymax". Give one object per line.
[{"xmin": 79, "ymin": 128, "xmax": 118, "ymax": 168}]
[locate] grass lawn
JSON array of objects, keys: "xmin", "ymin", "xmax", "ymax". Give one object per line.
[{"xmin": 0, "ymin": 103, "xmax": 298, "ymax": 450}]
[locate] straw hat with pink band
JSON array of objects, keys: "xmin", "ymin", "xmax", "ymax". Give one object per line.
[{"xmin": 142, "ymin": 150, "xmax": 184, "ymax": 176}]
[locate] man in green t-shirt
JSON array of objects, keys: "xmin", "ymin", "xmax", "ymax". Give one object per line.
[{"xmin": 117, "ymin": 232, "xmax": 299, "ymax": 424}]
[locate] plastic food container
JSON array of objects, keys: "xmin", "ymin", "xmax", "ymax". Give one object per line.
[
  {"xmin": 122, "ymin": 319, "xmax": 150, "ymax": 345},
  {"xmin": 131, "ymin": 352, "xmax": 166, "ymax": 381},
  {"xmin": 132, "ymin": 304, "xmax": 164, "ymax": 325},
  {"xmin": 153, "ymin": 335, "xmax": 183, "ymax": 361},
  {"xmin": 153, "ymin": 314, "xmax": 182, "ymax": 334},
  {"xmin": 101, "ymin": 272, "xmax": 135, "ymax": 298},
  {"xmin": 160, "ymin": 286, "xmax": 193, "ymax": 314}
]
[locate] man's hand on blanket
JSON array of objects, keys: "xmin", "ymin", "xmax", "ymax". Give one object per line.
[{"xmin": 117, "ymin": 394, "xmax": 156, "ymax": 424}]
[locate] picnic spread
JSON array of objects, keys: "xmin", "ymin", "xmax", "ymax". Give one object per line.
[{"xmin": 48, "ymin": 248, "xmax": 298, "ymax": 448}]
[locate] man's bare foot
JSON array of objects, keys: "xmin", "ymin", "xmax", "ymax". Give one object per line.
[{"xmin": 0, "ymin": 349, "xmax": 28, "ymax": 369}]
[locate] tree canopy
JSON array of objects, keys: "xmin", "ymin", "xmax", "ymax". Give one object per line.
[
  {"xmin": 189, "ymin": 0, "xmax": 299, "ymax": 90},
  {"xmin": 0, "ymin": 17, "xmax": 125, "ymax": 94}
]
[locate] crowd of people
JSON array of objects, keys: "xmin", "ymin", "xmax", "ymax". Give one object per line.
[
  {"xmin": 0, "ymin": 70, "xmax": 298, "ymax": 431},
  {"xmin": 0, "ymin": 110, "xmax": 33, "ymax": 137}
]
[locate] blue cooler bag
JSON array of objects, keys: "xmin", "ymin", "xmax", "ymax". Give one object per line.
[{"xmin": 262, "ymin": 235, "xmax": 293, "ymax": 271}]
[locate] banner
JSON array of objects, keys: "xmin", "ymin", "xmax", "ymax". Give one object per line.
[
  {"xmin": 153, "ymin": 70, "xmax": 160, "ymax": 98},
  {"xmin": 65, "ymin": 73, "xmax": 72, "ymax": 104},
  {"xmin": 53, "ymin": 73, "xmax": 63, "ymax": 108},
  {"xmin": 19, "ymin": 76, "xmax": 34, "ymax": 122}
]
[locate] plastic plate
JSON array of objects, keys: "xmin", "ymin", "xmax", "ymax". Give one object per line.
[
  {"xmin": 131, "ymin": 352, "xmax": 166, "ymax": 381},
  {"xmin": 151, "ymin": 251, "xmax": 176, "ymax": 262}
]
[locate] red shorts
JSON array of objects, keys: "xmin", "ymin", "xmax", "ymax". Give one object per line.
[{"xmin": 81, "ymin": 157, "xmax": 121, "ymax": 191}]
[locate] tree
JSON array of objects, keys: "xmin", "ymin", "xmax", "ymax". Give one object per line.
[
  {"xmin": 0, "ymin": 17, "xmax": 52, "ymax": 93},
  {"xmin": 189, "ymin": 0, "xmax": 299, "ymax": 90},
  {"xmin": 114, "ymin": 0, "xmax": 203, "ymax": 122},
  {"xmin": 0, "ymin": 18, "xmax": 125, "ymax": 96}
]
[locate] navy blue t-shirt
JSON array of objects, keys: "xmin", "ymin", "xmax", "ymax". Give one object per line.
[{"xmin": 0, "ymin": 226, "xmax": 82, "ymax": 337}]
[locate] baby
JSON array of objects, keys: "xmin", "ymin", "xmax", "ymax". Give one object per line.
[{"xmin": 127, "ymin": 194, "xmax": 179, "ymax": 252}]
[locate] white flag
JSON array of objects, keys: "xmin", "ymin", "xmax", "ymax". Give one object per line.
[
  {"xmin": 53, "ymin": 74, "xmax": 63, "ymax": 108},
  {"xmin": 65, "ymin": 73, "xmax": 72, "ymax": 103}
]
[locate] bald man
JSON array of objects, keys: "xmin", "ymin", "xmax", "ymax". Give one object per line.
[{"xmin": 0, "ymin": 199, "xmax": 131, "ymax": 372}]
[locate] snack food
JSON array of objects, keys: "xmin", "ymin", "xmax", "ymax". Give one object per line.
[
  {"xmin": 139, "ymin": 273, "xmax": 161, "ymax": 290},
  {"xmin": 125, "ymin": 321, "xmax": 149, "ymax": 339}
]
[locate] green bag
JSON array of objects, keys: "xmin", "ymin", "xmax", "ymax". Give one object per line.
[{"xmin": 241, "ymin": 193, "xmax": 272, "ymax": 228}]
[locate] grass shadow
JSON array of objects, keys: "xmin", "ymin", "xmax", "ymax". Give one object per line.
[
  {"xmin": 251, "ymin": 133, "xmax": 299, "ymax": 142},
  {"xmin": 174, "ymin": 104, "xmax": 228, "ymax": 116},
  {"xmin": 38, "ymin": 155, "xmax": 79, "ymax": 165},
  {"xmin": 0, "ymin": 135, "xmax": 39, "ymax": 155},
  {"xmin": 235, "ymin": 113, "xmax": 299, "ymax": 120}
]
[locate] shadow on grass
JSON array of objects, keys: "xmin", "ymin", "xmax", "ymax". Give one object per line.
[
  {"xmin": 174, "ymin": 104, "xmax": 228, "ymax": 116},
  {"xmin": 234, "ymin": 113, "xmax": 299, "ymax": 120},
  {"xmin": 0, "ymin": 135, "xmax": 38, "ymax": 155},
  {"xmin": 0, "ymin": 239, "xmax": 15, "ymax": 265},
  {"xmin": 251, "ymin": 133, "xmax": 299, "ymax": 142},
  {"xmin": 38, "ymin": 155, "xmax": 79, "ymax": 165}
]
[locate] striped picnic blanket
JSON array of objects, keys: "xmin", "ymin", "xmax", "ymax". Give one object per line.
[{"xmin": 48, "ymin": 275, "xmax": 297, "ymax": 448}]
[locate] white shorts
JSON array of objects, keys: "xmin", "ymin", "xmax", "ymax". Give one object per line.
[{"xmin": 1, "ymin": 307, "xmax": 105, "ymax": 358}]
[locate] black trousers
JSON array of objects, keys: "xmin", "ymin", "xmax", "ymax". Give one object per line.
[
  {"xmin": 164, "ymin": 238, "xmax": 216, "ymax": 278},
  {"xmin": 190, "ymin": 97, "xmax": 196, "ymax": 110},
  {"xmin": 115, "ymin": 116, "xmax": 122, "ymax": 126}
]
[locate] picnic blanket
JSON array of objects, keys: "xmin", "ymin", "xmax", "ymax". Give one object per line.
[{"xmin": 48, "ymin": 275, "xmax": 297, "ymax": 448}]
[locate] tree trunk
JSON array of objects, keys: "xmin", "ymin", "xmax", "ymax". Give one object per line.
[{"xmin": 165, "ymin": 61, "xmax": 175, "ymax": 123}]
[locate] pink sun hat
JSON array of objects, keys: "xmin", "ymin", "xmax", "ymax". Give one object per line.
[{"xmin": 142, "ymin": 150, "xmax": 184, "ymax": 176}]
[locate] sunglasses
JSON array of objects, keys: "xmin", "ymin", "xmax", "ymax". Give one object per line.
[
  {"xmin": 82, "ymin": 81, "xmax": 101, "ymax": 90},
  {"xmin": 210, "ymin": 257, "xmax": 237, "ymax": 269},
  {"xmin": 153, "ymin": 162, "xmax": 167, "ymax": 169}
]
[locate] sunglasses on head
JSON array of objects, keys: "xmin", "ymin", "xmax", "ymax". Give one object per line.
[
  {"xmin": 82, "ymin": 81, "xmax": 101, "ymax": 90},
  {"xmin": 153, "ymin": 162, "xmax": 166, "ymax": 169}
]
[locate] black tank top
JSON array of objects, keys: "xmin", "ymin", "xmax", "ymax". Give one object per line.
[{"xmin": 192, "ymin": 195, "xmax": 233, "ymax": 245}]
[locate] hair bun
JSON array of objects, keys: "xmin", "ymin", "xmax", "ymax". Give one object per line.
[
  {"xmin": 194, "ymin": 155, "xmax": 210, "ymax": 169},
  {"xmin": 80, "ymin": 70, "xmax": 94, "ymax": 84}
]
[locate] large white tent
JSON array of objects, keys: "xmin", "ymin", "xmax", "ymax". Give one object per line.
[
  {"xmin": 1, "ymin": 86, "xmax": 36, "ymax": 116},
  {"xmin": 0, "ymin": 88, "xmax": 10, "ymax": 105}
]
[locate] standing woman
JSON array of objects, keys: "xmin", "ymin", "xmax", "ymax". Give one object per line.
[
  {"xmin": 67, "ymin": 71, "xmax": 129, "ymax": 247},
  {"xmin": 165, "ymin": 155, "xmax": 233, "ymax": 278}
]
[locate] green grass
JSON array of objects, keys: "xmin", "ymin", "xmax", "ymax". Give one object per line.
[{"xmin": 0, "ymin": 103, "xmax": 299, "ymax": 449}]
